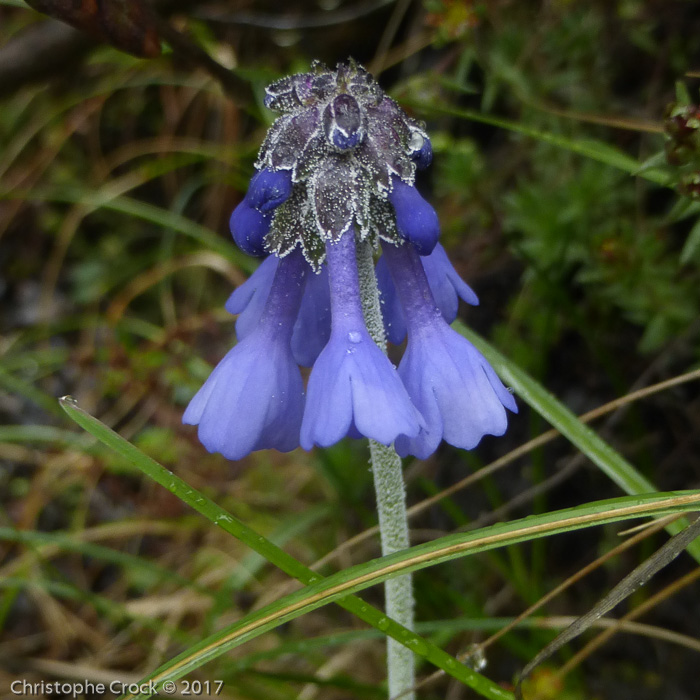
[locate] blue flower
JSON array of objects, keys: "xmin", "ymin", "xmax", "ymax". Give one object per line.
[
  {"xmin": 376, "ymin": 243, "xmax": 479, "ymax": 345},
  {"xmin": 301, "ymin": 229, "xmax": 423, "ymax": 449},
  {"xmin": 184, "ymin": 251, "xmax": 307, "ymax": 459},
  {"xmin": 229, "ymin": 168, "xmax": 292, "ymax": 256},
  {"xmin": 185, "ymin": 61, "xmax": 516, "ymax": 462},
  {"xmin": 381, "ymin": 242, "xmax": 517, "ymax": 458}
]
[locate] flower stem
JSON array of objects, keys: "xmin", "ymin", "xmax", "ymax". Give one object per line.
[{"xmin": 357, "ymin": 239, "xmax": 416, "ymax": 700}]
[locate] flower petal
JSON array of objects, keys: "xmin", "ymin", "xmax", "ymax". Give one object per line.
[
  {"xmin": 421, "ymin": 243, "xmax": 479, "ymax": 323},
  {"xmin": 300, "ymin": 328, "xmax": 423, "ymax": 449},
  {"xmin": 375, "ymin": 253, "xmax": 407, "ymax": 345},
  {"xmin": 291, "ymin": 265, "xmax": 331, "ymax": 366},
  {"xmin": 225, "ymin": 255, "xmax": 279, "ymax": 340},
  {"xmin": 184, "ymin": 334, "xmax": 304, "ymax": 460},
  {"xmin": 395, "ymin": 326, "xmax": 515, "ymax": 458}
]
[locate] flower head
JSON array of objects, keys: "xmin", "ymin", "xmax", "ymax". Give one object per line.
[{"xmin": 185, "ymin": 60, "xmax": 516, "ymax": 461}]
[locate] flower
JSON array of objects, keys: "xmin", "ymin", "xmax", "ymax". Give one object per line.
[
  {"xmin": 184, "ymin": 251, "xmax": 307, "ymax": 459},
  {"xmin": 185, "ymin": 60, "xmax": 516, "ymax": 461},
  {"xmin": 291, "ymin": 265, "xmax": 331, "ymax": 367},
  {"xmin": 225, "ymin": 255, "xmax": 331, "ymax": 367},
  {"xmin": 300, "ymin": 229, "xmax": 423, "ymax": 448},
  {"xmin": 381, "ymin": 242, "xmax": 517, "ymax": 458}
]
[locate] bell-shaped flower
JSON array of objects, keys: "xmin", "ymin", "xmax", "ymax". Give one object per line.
[
  {"xmin": 376, "ymin": 243, "xmax": 479, "ymax": 345},
  {"xmin": 229, "ymin": 168, "xmax": 293, "ymax": 256},
  {"xmin": 381, "ymin": 242, "xmax": 517, "ymax": 459},
  {"xmin": 301, "ymin": 229, "xmax": 423, "ymax": 449},
  {"xmin": 184, "ymin": 251, "xmax": 307, "ymax": 460},
  {"xmin": 387, "ymin": 175, "xmax": 440, "ymax": 255}
]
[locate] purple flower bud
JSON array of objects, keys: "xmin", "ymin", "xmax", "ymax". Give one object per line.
[
  {"xmin": 246, "ymin": 168, "xmax": 293, "ymax": 213},
  {"xmin": 323, "ymin": 94, "xmax": 365, "ymax": 151},
  {"xmin": 229, "ymin": 169, "xmax": 293, "ymax": 256},
  {"xmin": 387, "ymin": 176, "xmax": 440, "ymax": 255},
  {"xmin": 229, "ymin": 201, "xmax": 270, "ymax": 256}
]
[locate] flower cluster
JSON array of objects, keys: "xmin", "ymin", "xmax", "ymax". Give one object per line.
[{"xmin": 184, "ymin": 60, "xmax": 517, "ymax": 460}]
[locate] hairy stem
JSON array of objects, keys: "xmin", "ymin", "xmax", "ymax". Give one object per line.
[{"xmin": 356, "ymin": 239, "xmax": 416, "ymax": 700}]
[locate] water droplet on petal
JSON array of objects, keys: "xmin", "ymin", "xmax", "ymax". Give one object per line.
[{"xmin": 348, "ymin": 331, "xmax": 362, "ymax": 343}]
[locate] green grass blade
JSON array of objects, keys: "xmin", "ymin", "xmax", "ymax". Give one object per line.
[
  {"xmin": 455, "ymin": 321, "xmax": 700, "ymax": 562},
  {"xmin": 412, "ymin": 102, "xmax": 669, "ymax": 185},
  {"xmin": 59, "ymin": 397, "xmax": 514, "ymax": 700},
  {"xmin": 117, "ymin": 489, "xmax": 700, "ymax": 698}
]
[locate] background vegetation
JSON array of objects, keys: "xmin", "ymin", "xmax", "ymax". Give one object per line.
[{"xmin": 1, "ymin": 1, "xmax": 700, "ymax": 698}]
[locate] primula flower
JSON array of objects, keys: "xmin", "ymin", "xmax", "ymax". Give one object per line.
[
  {"xmin": 387, "ymin": 175, "xmax": 440, "ymax": 255},
  {"xmin": 229, "ymin": 168, "xmax": 292, "ymax": 255},
  {"xmin": 184, "ymin": 60, "xmax": 516, "ymax": 461},
  {"xmin": 300, "ymin": 229, "xmax": 423, "ymax": 448},
  {"xmin": 382, "ymin": 242, "xmax": 517, "ymax": 458},
  {"xmin": 184, "ymin": 251, "xmax": 306, "ymax": 459}
]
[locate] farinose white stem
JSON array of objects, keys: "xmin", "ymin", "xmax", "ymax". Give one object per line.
[{"xmin": 356, "ymin": 239, "xmax": 416, "ymax": 700}]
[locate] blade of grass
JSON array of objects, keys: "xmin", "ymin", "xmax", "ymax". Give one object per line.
[
  {"xmin": 408, "ymin": 102, "xmax": 670, "ymax": 185},
  {"xmin": 455, "ymin": 321, "xmax": 700, "ymax": 563},
  {"xmin": 59, "ymin": 397, "xmax": 514, "ymax": 700},
  {"xmin": 117, "ymin": 489, "xmax": 700, "ymax": 699}
]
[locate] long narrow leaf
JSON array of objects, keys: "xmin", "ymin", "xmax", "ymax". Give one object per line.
[
  {"xmin": 456, "ymin": 322, "xmax": 700, "ymax": 563},
  {"xmin": 118, "ymin": 490, "xmax": 700, "ymax": 698},
  {"xmin": 59, "ymin": 397, "xmax": 514, "ymax": 700}
]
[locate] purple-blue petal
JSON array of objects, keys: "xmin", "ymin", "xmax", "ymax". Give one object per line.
[
  {"xmin": 395, "ymin": 325, "xmax": 517, "ymax": 459},
  {"xmin": 183, "ymin": 333, "xmax": 304, "ymax": 460},
  {"xmin": 387, "ymin": 176, "xmax": 440, "ymax": 255},
  {"xmin": 229, "ymin": 201, "xmax": 271, "ymax": 256},
  {"xmin": 291, "ymin": 266, "xmax": 331, "ymax": 367},
  {"xmin": 421, "ymin": 243, "xmax": 479, "ymax": 323},
  {"xmin": 300, "ymin": 329, "xmax": 423, "ymax": 449},
  {"xmin": 246, "ymin": 168, "xmax": 293, "ymax": 213},
  {"xmin": 225, "ymin": 255, "xmax": 279, "ymax": 340},
  {"xmin": 375, "ymin": 254, "xmax": 407, "ymax": 345}
]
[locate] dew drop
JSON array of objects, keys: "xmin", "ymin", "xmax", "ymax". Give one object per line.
[
  {"xmin": 377, "ymin": 617, "xmax": 389, "ymax": 630},
  {"xmin": 347, "ymin": 331, "xmax": 362, "ymax": 344},
  {"xmin": 60, "ymin": 395, "xmax": 78, "ymax": 407},
  {"xmin": 464, "ymin": 643, "xmax": 487, "ymax": 672}
]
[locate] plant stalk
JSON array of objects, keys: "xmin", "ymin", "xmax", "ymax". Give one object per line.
[{"xmin": 357, "ymin": 239, "xmax": 416, "ymax": 700}]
